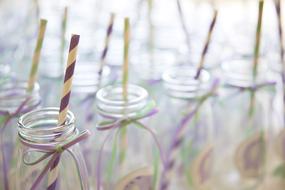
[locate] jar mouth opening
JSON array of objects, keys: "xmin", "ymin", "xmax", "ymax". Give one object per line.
[
  {"xmin": 162, "ymin": 66, "xmax": 211, "ymax": 99},
  {"xmin": 96, "ymin": 84, "xmax": 149, "ymax": 118},
  {"xmin": 0, "ymin": 80, "xmax": 40, "ymax": 114},
  {"xmin": 221, "ymin": 59, "xmax": 268, "ymax": 87},
  {"xmin": 18, "ymin": 107, "xmax": 75, "ymax": 144},
  {"xmin": 73, "ymin": 63, "xmax": 111, "ymax": 94}
]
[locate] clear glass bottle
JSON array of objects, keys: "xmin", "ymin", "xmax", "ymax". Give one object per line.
[
  {"xmin": 71, "ymin": 57, "xmax": 111, "ymax": 130},
  {"xmin": 213, "ymin": 59, "xmax": 276, "ymax": 190},
  {"xmin": 0, "ymin": 80, "xmax": 41, "ymax": 190},
  {"xmin": 94, "ymin": 84, "xmax": 159, "ymax": 189},
  {"xmin": 159, "ymin": 66, "xmax": 215, "ymax": 190},
  {"xmin": 15, "ymin": 107, "xmax": 89, "ymax": 190}
]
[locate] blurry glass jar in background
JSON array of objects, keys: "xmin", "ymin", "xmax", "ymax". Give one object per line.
[
  {"xmin": 15, "ymin": 107, "xmax": 89, "ymax": 190},
  {"xmin": 71, "ymin": 55, "xmax": 111, "ymax": 130},
  {"xmin": 213, "ymin": 59, "xmax": 277, "ymax": 190},
  {"xmin": 0, "ymin": 0, "xmax": 38, "ymax": 79},
  {"xmin": 0, "ymin": 80, "xmax": 40, "ymax": 190},
  {"xmin": 93, "ymin": 84, "xmax": 160, "ymax": 189},
  {"xmin": 131, "ymin": 48, "xmax": 176, "ymax": 102},
  {"xmin": 158, "ymin": 66, "xmax": 215, "ymax": 190}
]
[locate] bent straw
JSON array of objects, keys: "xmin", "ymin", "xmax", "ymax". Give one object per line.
[
  {"xmin": 27, "ymin": 19, "xmax": 47, "ymax": 92},
  {"xmin": 195, "ymin": 10, "xmax": 218, "ymax": 79},
  {"xmin": 47, "ymin": 34, "xmax": 80, "ymax": 190}
]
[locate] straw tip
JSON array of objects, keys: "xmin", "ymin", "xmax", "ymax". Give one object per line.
[
  {"xmin": 124, "ymin": 17, "xmax": 130, "ymax": 23},
  {"xmin": 71, "ymin": 34, "xmax": 80, "ymax": 41},
  {"xmin": 40, "ymin": 19, "xmax": 48, "ymax": 24}
]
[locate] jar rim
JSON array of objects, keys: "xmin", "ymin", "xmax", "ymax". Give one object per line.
[
  {"xmin": 96, "ymin": 84, "xmax": 150, "ymax": 118},
  {"xmin": 96, "ymin": 84, "xmax": 148, "ymax": 106},
  {"xmin": 221, "ymin": 58, "xmax": 269, "ymax": 87},
  {"xmin": 162, "ymin": 66, "xmax": 211, "ymax": 99},
  {"xmin": 18, "ymin": 107, "xmax": 75, "ymax": 144},
  {"xmin": 0, "ymin": 80, "xmax": 40, "ymax": 114}
]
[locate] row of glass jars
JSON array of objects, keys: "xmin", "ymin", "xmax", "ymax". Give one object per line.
[{"xmin": 0, "ymin": 57, "xmax": 284, "ymax": 190}]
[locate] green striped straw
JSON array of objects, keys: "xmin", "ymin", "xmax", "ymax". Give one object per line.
[
  {"xmin": 252, "ymin": 0, "xmax": 264, "ymax": 79},
  {"xmin": 249, "ymin": 0, "xmax": 264, "ymax": 117},
  {"xmin": 60, "ymin": 7, "xmax": 68, "ymax": 70},
  {"xmin": 27, "ymin": 19, "xmax": 47, "ymax": 92},
  {"xmin": 122, "ymin": 17, "xmax": 130, "ymax": 101}
]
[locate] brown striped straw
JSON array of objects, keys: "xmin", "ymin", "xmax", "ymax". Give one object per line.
[
  {"xmin": 122, "ymin": 17, "xmax": 130, "ymax": 101},
  {"xmin": 252, "ymin": 0, "xmax": 264, "ymax": 79},
  {"xmin": 27, "ymin": 19, "xmax": 47, "ymax": 92},
  {"xmin": 60, "ymin": 7, "xmax": 68, "ymax": 69},
  {"xmin": 194, "ymin": 10, "xmax": 218, "ymax": 79},
  {"xmin": 47, "ymin": 34, "xmax": 80, "ymax": 190},
  {"xmin": 98, "ymin": 13, "xmax": 115, "ymax": 81}
]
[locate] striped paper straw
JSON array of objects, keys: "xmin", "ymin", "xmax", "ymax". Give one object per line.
[
  {"xmin": 195, "ymin": 10, "xmax": 218, "ymax": 79},
  {"xmin": 122, "ymin": 17, "xmax": 130, "ymax": 101},
  {"xmin": 98, "ymin": 13, "xmax": 115, "ymax": 78},
  {"xmin": 252, "ymin": 0, "xmax": 264, "ymax": 79},
  {"xmin": 27, "ymin": 19, "xmax": 47, "ymax": 92},
  {"xmin": 47, "ymin": 34, "xmax": 80, "ymax": 190},
  {"xmin": 176, "ymin": 0, "xmax": 191, "ymax": 55},
  {"xmin": 60, "ymin": 7, "xmax": 68, "ymax": 69}
]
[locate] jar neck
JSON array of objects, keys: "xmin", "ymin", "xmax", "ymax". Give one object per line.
[
  {"xmin": 222, "ymin": 59, "xmax": 268, "ymax": 88},
  {"xmin": 0, "ymin": 80, "xmax": 41, "ymax": 114},
  {"xmin": 96, "ymin": 84, "xmax": 149, "ymax": 118},
  {"xmin": 73, "ymin": 61, "xmax": 111, "ymax": 94},
  {"xmin": 18, "ymin": 107, "xmax": 76, "ymax": 144},
  {"xmin": 162, "ymin": 66, "xmax": 211, "ymax": 99}
]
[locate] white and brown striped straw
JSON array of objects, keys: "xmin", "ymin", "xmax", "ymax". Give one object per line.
[
  {"xmin": 98, "ymin": 13, "xmax": 115, "ymax": 81},
  {"xmin": 47, "ymin": 34, "xmax": 80, "ymax": 190},
  {"xmin": 195, "ymin": 10, "xmax": 218, "ymax": 79}
]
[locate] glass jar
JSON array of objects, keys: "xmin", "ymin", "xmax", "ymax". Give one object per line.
[
  {"xmin": 71, "ymin": 58, "xmax": 111, "ymax": 130},
  {"xmin": 159, "ymin": 66, "xmax": 215, "ymax": 190},
  {"xmin": 15, "ymin": 107, "xmax": 89, "ymax": 190},
  {"xmin": 0, "ymin": 80, "xmax": 41, "ymax": 190},
  {"xmin": 94, "ymin": 84, "xmax": 160, "ymax": 189},
  {"xmin": 130, "ymin": 48, "xmax": 176, "ymax": 108},
  {"xmin": 213, "ymin": 59, "xmax": 276, "ymax": 190}
]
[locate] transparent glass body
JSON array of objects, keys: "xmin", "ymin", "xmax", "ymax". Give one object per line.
[
  {"xmin": 159, "ymin": 66, "xmax": 215, "ymax": 190},
  {"xmin": 213, "ymin": 59, "xmax": 276, "ymax": 190},
  {"xmin": 15, "ymin": 107, "xmax": 89, "ymax": 190},
  {"xmin": 71, "ymin": 60, "xmax": 111, "ymax": 130},
  {"xmin": 0, "ymin": 80, "xmax": 40, "ymax": 190},
  {"xmin": 93, "ymin": 84, "xmax": 157, "ymax": 189}
]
